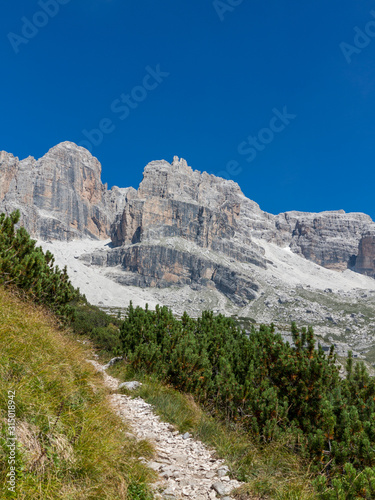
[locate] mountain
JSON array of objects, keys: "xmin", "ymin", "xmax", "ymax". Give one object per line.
[
  {"xmin": 0, "ymin": 142, "xmax": 128, "ymax": 240},
  {"xmin": 1, "ymin": 142, "xmax": 375, "ymax": 363}
]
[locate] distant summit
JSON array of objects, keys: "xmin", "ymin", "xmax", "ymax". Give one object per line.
[{"xmin": 0, "ymin": 142, "xmax": 128, "ymax": 240}]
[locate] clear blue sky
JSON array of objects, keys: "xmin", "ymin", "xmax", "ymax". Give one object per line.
[{"xmin": 1, "ymin": 0, "xmax": 375, "ymax": 219}]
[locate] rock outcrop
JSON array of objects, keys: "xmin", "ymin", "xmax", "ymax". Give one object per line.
[
  {"xmin": 278, "ymin": 211, "xmax": 373, "ymax": 270},
  {"xmin": 0, "ymin": 142, "xmax": 127, "ymax": 240},
  {"xmin": 354, "ymin": 233, "xmax": 375, "ymax": 278},
  {"xmin": 82, "ymin": 243, "xmax": 259, "ymax": 306},
  {"xmin": 84, "ymin": 156, "xmax": 266, "ymax": 304},
  {"xmin": 106, "ymin": 156, "xmax": 375, "ymax": 300},
  {"xmin": 110, "ymin": 157, "xmax": 266, "ymax": 267}
]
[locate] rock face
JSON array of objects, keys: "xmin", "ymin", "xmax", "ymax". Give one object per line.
[
  {"xmin": 88, "ymin": 156, "xmax": 266, "ymax": 305},
  {"xmin": 82, "ymin": 244, "xmax": 259, "ymax": 306},
  {"xmin": 85, "ymin": 154, "xmax": 375, "ymax": 304},
  {"xmin": 2, "ymin": 143, "xmax": 375, "ymax": 305},
  {"xmin": 278, "ymin": 211, "xmax": 374, "ymax": 271},
  {"xmin": 354, "ymin": 233, "xmax": 375, "ymax": 278},
  {"xmin": 0, "ymin": 142, "xmax": 127, "ymax": 240},
  {"xmin": 111, "ymin": 157, "xmax": 266, "ymax": 267}
]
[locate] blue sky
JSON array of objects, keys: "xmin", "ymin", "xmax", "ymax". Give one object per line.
[{"xmin": 1, "ymin": 0, "xmax": 375, "ymax": 219}]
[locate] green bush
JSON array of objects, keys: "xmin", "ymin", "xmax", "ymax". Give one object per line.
[
  {"xmin": 120, "ymin": 303, "xmax": 375, "ymax": 496},
  {"xmin": 70, "ymin": 300, "xmax": 122, "ymax": 353},
  {"xmin": 0, "ymin": 211, "xmax": 78, "ymax": 321},
  {"xmin": 127, "ymin": 482, "xmax": 153, "ymax": 500},
  {"xmin": 0, "ymin": 210, "xmax": 122, "ymax": 351},
  {"xmin": 314, "ymin": 463, "xmax": 375, "ymax": 499}
]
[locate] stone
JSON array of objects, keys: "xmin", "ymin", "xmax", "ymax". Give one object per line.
[
  {"xmin": 217, "ymin": 466, "xmax": 229, "ymax": 478},
  {"xmin": 212, "ymin": 482, "xmax": 232, "ymax": 496},
  {"xmin": 103, "ymin": 356, "xmax": 123, "ymax": 370},
  {"xmin": 118, "ymin": 381, "xmax": 142, "ymax": 390}
]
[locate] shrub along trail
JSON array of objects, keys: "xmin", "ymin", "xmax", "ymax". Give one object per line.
[{"xmin": 88, "ymin": 359, "xmax": 242, "ymax": 500}]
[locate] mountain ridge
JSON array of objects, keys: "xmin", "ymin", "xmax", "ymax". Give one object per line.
[{"xmin": 1, "ymin": 141, "xmax": 374, "ymax": 280}]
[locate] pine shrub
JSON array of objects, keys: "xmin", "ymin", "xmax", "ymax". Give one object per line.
[
  {"xmin": 0, "ymin": 211, "xmax": 79, "ymax": 320},
  {"xmin": 120, "ymin": 303, "xmax": 375, "ymax": 495}
]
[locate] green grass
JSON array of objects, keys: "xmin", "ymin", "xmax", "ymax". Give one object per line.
[
  {"xmin": 109, "ymin": 363, "xmax": 316, "ymax": 500},
  {"xmin": 0, "ymin": 287, "xmax": 155, "ymax": 499}
]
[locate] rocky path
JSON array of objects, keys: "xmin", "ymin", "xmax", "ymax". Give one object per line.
[{"xmin": 87, "ymin": 359, "xmax": 242, "ymax": 500}]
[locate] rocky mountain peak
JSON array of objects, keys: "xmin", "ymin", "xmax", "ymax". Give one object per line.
[
  {"xmin": 171, "ymin": 155, "xmax": 189, "ymax": 168},
  {"xmin": 41, "ymin": 141, "xmax": 103, "ymax": 176},
  {"xmin": 0, "ymin": 150, "xmax": 17, "ymax": 162},
  {"xmin": 111, "ymin": 156, "xmax": 251, "ymax": 248},
  {"xmin": 138, "ymin": 157, "xmax": 244, "ymax": 210},
  {"xmin": 0, "ymin": 142, "xmax": 126, "ymax": 240}
]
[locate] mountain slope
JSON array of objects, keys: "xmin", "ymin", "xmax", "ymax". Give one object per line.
[{"xmin": 0, "ymin": 287, "xmax": 154, "ymax": 499}]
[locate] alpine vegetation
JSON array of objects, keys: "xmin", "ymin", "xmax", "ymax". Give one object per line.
[
  {"xmin": 121, "ymin": 303, "xmax": 375, "ymax": 497},
  {"xmin": 0, "ymin": 210, "xmax": 78, "ymax": 320}
]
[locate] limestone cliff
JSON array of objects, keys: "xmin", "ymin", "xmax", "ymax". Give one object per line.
[
  {"xmin": 276, "ymin": 211, "xmax": 374, "ymax": 271},
  {"xmin": 354, "ymin": 233, "xmax": 375, "ymax": 278},
  {"xmin": 87, "ymin": 155, "xmax": 375, "ymax": 304},
  {"xmin": 92, "ymin": 156, "xmax": 267, "ymax": 304},
  {"xmin": 110, "ymin": 157, "xmax": 267, "ymax": 267},
  {"xmin": 0, "ymin": 142, "xmax": 127, "ymax": 240}
]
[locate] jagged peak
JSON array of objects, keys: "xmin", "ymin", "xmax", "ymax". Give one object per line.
[
  {"xmin": 172, "ymin": 156, "xmax": 189, "ymax": 168},
  {"xmin": 144, "ymin": 159, "xmax": 171, "ymax": 170},
  {"xmin": 0, "ymin": 150, "xmax": 18, "ymax": 162},
  {"xmin": 143, "ymin": 156, "xmax": 241, "ymax": 188}
]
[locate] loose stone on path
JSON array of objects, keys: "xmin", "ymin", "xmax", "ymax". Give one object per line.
[{"xmin": 88, "ymin": 359, "xmax": 242, "ymax": 499}]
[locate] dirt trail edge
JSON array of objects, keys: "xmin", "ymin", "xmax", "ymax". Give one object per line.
[{"xmin": 87, "ymin": 359, "xmax": 242, "ymax": 500}]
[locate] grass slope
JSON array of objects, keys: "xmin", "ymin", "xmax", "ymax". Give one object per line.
[{"xmin": 0, "ymin": 287, "xmax": 155, "ymax": 499}]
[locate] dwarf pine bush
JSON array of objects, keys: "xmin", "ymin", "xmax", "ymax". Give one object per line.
[
  {"xmin": 121, "ymin": 303, "xmax": 375, "ymax": 496},
  {"xmin": 0, "ymin": 211, "xmax": 79, "ymax": 320}
]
